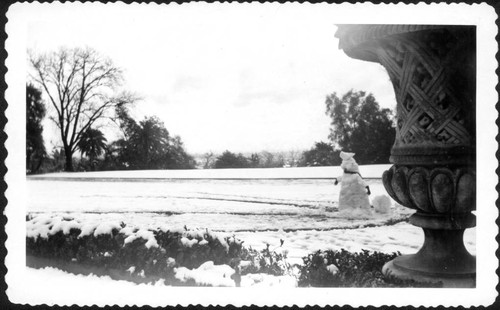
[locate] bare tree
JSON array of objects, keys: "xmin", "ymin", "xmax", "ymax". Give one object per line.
[
  {"xmin": 29, "ymin": 47, "xmax": 135, "ymax": 171},
  {"xmin": 203, "ymin": 151, "xmax": 215, "ymax": 169},
  {"xmin": 260, "ymin": 151, "xmax": 274, "ymax": 168},
  {"xmin": 285, "ymin": 149, "xmax": 301, "ymax": 167}
]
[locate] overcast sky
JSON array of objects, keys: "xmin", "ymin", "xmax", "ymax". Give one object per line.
[{"xmin": 25, "ymin": 3, "xmax": 396, "ymax": 154}]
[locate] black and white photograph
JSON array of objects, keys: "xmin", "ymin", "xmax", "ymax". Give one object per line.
[{"xmin": 4, "ymin": 2, "xmax": 498, "ymax": 307}]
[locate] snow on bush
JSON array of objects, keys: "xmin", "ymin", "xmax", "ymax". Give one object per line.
[
  {"xmin": 124, "ymin": 229, "xmax": 159, "ymax": 249},
  {"xmin": 166, "ymin": 257, "xmax": 176, "ymax": 268},
  {"xmin": 48, "ymin": 218, "xmax": 81, "ymax": 236},
  {"xmin": 93, "ymin": 221, "xmax": 123, "ymax": 237},
  {"xmin": 26, "ymin": 214, "xmax": 251, "ymax": 285},
  {"xmin": 26, "ymin": 214, "xmax": 442, "ymax": 287},
  {"xmin": 26, "ymin": 216, "xmax": 51, "ymax": 241},
  {"xmin": 180, "ymin": 237, "xmax": 198, "ymax": 248},
  {"xmin": 371, "ymin": 195, "xmax": 392, "ymax": 214},
  {"xmin": 157, "ymin": 226, "xmax": 237, "ymax": 255},
  {"xmin": 298, "ymin": 249, "xmax": 441, "ymax": 287},
  {"xmin": 237, "ymin": 242, "xmax": 294, "ymax": 276},
  {"xmin": 326, "ymin": 264, "xmax": 339, "ymax": 275},
  {"xmin": 26, "ymin": 216, "xmax": 238, "ymax": 262},
  {"xmin": 78, "ymin": 222, "xmax": 100, "ymax": 238},
  {"xmin": 126, "ymin": 266, "xmax": 136, "ymax": 274},
  {"xmin": 26, "ymin": 214, "xmax": 301, "ymax": 286}
]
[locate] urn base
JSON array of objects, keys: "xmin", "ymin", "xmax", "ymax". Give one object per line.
[
  {"xmin": 382, "ymin": 227, "xmax": 476, "ymax": 288},
  {"xmin": 383, "ymin": 254, "xmax": 475, "ymax": 288}
]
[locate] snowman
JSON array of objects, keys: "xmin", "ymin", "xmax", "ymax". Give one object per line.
[{"xmin": 334, "ymin": 151, "xmax": 373, "ymax": 217}]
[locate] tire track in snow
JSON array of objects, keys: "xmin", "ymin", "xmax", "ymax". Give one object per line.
[
  {"xmin": 26, "ymin": 211, "xmax": 409, "ymax": 232},
  {"xmin": 79, "ymin": 194, "xmax": 334, "ymax": 210},
  {"xmin": 27, "ymin": 210, "xmax": 332, "ymax": 217}
]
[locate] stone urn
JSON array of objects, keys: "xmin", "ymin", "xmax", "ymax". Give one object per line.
[{"xmin": 335, "ymin": 25, "xmax": 476, "ymax": 287}]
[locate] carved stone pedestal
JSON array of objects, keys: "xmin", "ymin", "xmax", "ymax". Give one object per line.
[
  {"xmin": 383, "ymin": 226, "xmax": 475, "ymax": 287},
  {"xmin": 335, "ymin": 25, "xmax": 476, "ymax": 287}
]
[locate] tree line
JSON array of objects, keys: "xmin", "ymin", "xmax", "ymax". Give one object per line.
[
  {"xmin": 26, "ymin": 47, "xmax": 195, "ymax": 173},
  {"xmin": 200, "ymin": 150, "xmax": 301, "ymax": 169},
  {"xmin": 27, "ymin": 47, "xmax": 395, "ymax": 174},
  {"xmin": 206, "ymin": 90, "xmax": 396, "ymax": 168}
]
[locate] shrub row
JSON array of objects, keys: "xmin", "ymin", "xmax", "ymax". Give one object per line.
[
  {"xmin": 26, "ymin": 215, "xmax": 293, "ymax": 285},
  {"xmin": 26, "ymin": 215, "xmax": 440, "ymax": 287},
  {"xmin": 27, "ymin": 217, "xmax": 248, "ymax": 284},
  {"xmin": 238, "ymin": 244, "xmax": 292, "ymax": 276},
  {"xmin": 297, "ymin": 249, "xmax": 442, "ymax": 287}
]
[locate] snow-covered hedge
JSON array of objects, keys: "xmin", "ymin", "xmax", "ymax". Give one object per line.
[
  {"xmin": 26, "ymin": 215, "xmax": 438, "ymax": 287},
  {"xmin": 26, "ymin": 215, "xmax": 252, "ymax": 285},
  {"xmin": 297, "ymin": 249, "xmax": 442, "ymax": 287}
]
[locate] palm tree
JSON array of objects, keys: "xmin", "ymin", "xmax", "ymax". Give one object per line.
[
  {"xmin": 127, "ymin": 116, "xmax": 170, "ymax": 169},
  {"xmin": 50, "ymin": 148, "xmax": 66, "ymax": 172},
  {"xmin": 114, "ymin": 107, "xmax": 194, "ymax": 170},
  {"xmin": 77, "ymin": 128, "xmax": 107, "ymax": 169}
]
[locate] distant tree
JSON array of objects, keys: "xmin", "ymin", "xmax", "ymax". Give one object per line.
[
  {"xmin": 167, "ymin": 135, "xmax": 196, "ymax": 169},
  {"xmin": 275, "ymin": 152, "xmax": 286, "ymax": 168},
  {"xmin": 259, "ymin": 151, "xmax": 275, "ymax": 168},
  {"xmin": 249, "ymin": 153, "xmax": 260, "ymax": 168},
  {"xmin": 214, "ymin": 151, "xmax": 249, "ymax": 169},
  {"xmin": 114, "ymin": 106, "xmax": 194, "ymax": 169},
  {"xmin": 45, "ymin": 148, "xmax": 66, "ymax": 172},
  {"xmin": 26, "ymin": 84, "xmax": 47, "ymax": 174},
  {"xmin": 101, "ymin": 140, "xmax": 127, "ymax": 171},
  {"xmin": 300, "ymin": 142, "xmax": 340, "ymax": 167},
  {"xmin": 286, "ymin": 150, "xmax": 301, "ymax": 167},
  {"xmin": 29, "ymin": 47, "xmax": 135, "ymax": 171},
  {"xmin": 203, "ymin": 151, "xmax": 215, "ymax": 169},
  {"xmin": 77, "ymin": 127, "xmax": 107, "ymax": 170},
  {"xmin": 122, "ymin": 116, "xmax": 170, "ymax": 169},
  {"xmin": 325, "ymin": 90, "xmax": 395, "ymax": 164},
  {"xmin": 257, "ymin": 151, "xmax": 287, "ymax": 168}
]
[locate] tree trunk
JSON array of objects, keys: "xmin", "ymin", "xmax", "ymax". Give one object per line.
[
  {"xmin": 34, "ymin": 156, "xmax": 44, "ymax": 174},
  {"xmin": 64, "ymin": 148, "xmax": 74, "ymax": 172}
]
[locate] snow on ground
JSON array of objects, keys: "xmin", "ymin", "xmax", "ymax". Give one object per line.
[
  {"xmin": 27, "ymin": 177, "xmax": 391, "ymax": 213},
  {"xmin": 25, "ymin": 166, "xmax": 476, "ymax": 287},
  {"xmin": 21, "ymin": 264, "xmax": 296, "ymax": 301},
  {"xmin": 27, "ymin": 164, "xmax": 391, "ymax": 180},
  {"xmin": 27, "ymin": 177, "xmax": 405, "ymax": 231},
  {"xmin": 19, "ymin": 266, "xmax": 296, "ymax": 305},
  {"xmin": 18, "ymin": 267, "xmax": 168, "ymax": 305},
  {"xmin": 237, "ymin": 222, "xmax": 476, "ymax": 265}
]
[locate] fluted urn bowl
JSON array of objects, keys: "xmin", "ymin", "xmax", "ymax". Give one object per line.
[{"xmin": 383, "ymin": 166, "xmax": 475, "ymax": 228}]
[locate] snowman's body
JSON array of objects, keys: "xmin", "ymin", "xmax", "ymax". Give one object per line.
[{"xmin": 336, "ymin": 152, "xmax": 372, "ymax": 217}]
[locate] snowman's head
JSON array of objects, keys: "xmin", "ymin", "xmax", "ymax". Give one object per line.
[{"xmin": 340, "ymin": 151, "xmax": 360, "ymax": 172}]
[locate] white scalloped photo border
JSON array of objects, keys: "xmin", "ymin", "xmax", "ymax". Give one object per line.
[{"xmin": 4, "ymin": 2, "xmax": 498, "ymax": 307}]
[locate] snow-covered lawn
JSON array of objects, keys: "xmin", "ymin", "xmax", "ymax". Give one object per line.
[
  {"xmin": 28, "ymin": 164, "xmax": 390, "ymax": 180},
  {"xmin": 25, "ymin": 166, "xmax": 476, "ymax": 285}
]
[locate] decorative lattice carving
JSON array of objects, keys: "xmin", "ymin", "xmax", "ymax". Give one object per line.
[
  {"xmin": 377, "ymin": 30, "xmax": 473, "ymax": 149},
  {"xmin": 336, "ymin": 24, "xmax": 477, "ymax": 217}
]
